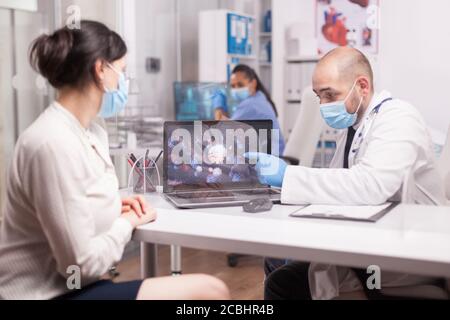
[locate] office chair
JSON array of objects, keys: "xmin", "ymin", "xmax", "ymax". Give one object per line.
[{"xmin": 282, "ymin": 86, "xmax": 323, "ymax": 167}]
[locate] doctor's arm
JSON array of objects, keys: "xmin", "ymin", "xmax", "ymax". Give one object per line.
[{"xmin": 280, "ymin": 109, "xmax": 424, "ymax": 205}]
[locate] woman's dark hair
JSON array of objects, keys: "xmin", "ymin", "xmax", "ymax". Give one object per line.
[
  {"xmin": 232, "ymin": 64, "xmax": 278, "ymax": 117},
  {"xmin": 29, "ymin": 20, "xmax": 127, "ymax": 89}
]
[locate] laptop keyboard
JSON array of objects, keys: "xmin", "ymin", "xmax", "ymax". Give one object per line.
[
  {"xmin": 173, "ymin": 191, "xmax": 234, "ymax": 199},
  {"xmin": 238, "ymin": 189, "xmax": 280, "ymax": 196},
  {"xmin": 172, "ymin": 189, "xmax": 280, "ymax": 199}
]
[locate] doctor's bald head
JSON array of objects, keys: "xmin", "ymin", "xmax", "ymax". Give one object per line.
[{"xmin": 313, "ymin": 47, "xmax": 375, "ymax": 118}]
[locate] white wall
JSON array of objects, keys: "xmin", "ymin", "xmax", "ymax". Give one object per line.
[
  {"xmin": 14, "ymin": 10, "xmax": 49, "ymax": 134},
  {"xmin": 273, "ymin": 0, "xmax": 450, "ymax": 136},
  {"xmin": 179, "ymin": 0, "xmax": 220, "ymax": 81},
  {"xmin": 0, "ymin": 0, "xmax": 55, "ymax": 218},
  {"xmin": 0, "ymin": 0, "xmax": 119, "ymax": 208},
  {"xmin": 0, "ymin": 8, "xmax": 12, "ymax": 217},
  {"xmin": 131, "ymin": 0, "xmax": 177, "ymax": 119},
  {"xmin": 129, "ymin": 0, "xmax": 248, "ymax": 119},
  {"xmin": 272, "ymin": 0, "xmax": 315, "ymax": 131},
  {"xmin": 375, "ymin": 0, "xmax": 450, "ymax": 136},
  {"xmin": 219, "ymin": 0, "xmax": 256, "ymax": 15},
  {"xmin": 59, "ymin": 0, "xmax": 117, "ymax": 29}
]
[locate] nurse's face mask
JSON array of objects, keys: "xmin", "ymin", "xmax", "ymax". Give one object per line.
[
  {"xmin": 230, "ymin": 72, "xmax": 255, "ymax": 103},
  {"xmin": 231, "ymin": 87, "xmax": 250, "ymax": 102},
  {"xmin": 320, "ymin": 80, "xmax": 363, "ymax": 130},
  {"xmin": 99, "ymin": 63, "xmax": 129, "ymax": 119}
]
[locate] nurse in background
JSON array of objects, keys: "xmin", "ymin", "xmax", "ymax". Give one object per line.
[{"xmin": 213, "ymin": 64, "xmax": 286, "ymax": 156}]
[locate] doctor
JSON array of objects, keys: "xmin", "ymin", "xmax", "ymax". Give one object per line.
[{"xmin": 248, "ymin": 47, "xmax": 447, "ymax": 300}]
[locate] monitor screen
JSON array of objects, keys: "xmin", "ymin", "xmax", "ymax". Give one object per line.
[
  {"xmin": 164, "ymin": 120, "xmax": 273, "ymax": 192},
  {"xmin": 174, "ymin": 82, "xmax": 236, "ymax": 121}
]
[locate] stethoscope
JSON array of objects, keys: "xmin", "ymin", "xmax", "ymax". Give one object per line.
[{"xmin": 350, "ymin": 98, "xmax": 393, "ymax": 162}]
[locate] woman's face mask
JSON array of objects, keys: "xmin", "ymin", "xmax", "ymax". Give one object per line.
[
  {"xmin": 319, "ymin": 80, "xmax": 363, "ymax": 129},
  {"xmin": 99, "ymin": 63, "xmax": 129, "ymax": 119}
]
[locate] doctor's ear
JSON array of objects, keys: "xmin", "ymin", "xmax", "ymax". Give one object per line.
[{"xmin": 356, "ymin": 77, "xmax": 371, "ymax": 96}]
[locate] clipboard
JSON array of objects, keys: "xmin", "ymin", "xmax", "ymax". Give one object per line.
[{"xmin": 289, "ymin": 203, "xmax": 398, "ymax": 223}]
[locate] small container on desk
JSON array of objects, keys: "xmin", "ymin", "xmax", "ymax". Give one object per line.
[{"xmin": 127, "ymin": 152, "xmax": 161, "ymax": 194}]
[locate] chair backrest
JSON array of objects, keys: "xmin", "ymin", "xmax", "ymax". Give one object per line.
[
  {"xmin": 283, "ymin": 86, "xmax": 323, "ymax": 167},
  {"xmin": 438, "ymin": 126, "xmax": 450, "ymax": 201}
]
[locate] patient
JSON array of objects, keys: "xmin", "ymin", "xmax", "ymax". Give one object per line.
[{"xmin": 0, "ymin": 20, "xmax": 229, "ymax": 300}]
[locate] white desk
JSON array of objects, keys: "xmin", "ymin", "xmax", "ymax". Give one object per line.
[{"xmin": 126, "ymin": 191, "xmax": 450, "ymax": 280}]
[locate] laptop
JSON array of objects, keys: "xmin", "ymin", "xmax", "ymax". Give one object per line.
[{"xmin": 163, "ymin": 120, "xmax": 282, "ymax": 209}]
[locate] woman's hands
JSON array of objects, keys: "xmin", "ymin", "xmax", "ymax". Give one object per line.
[{"xmin": 121, "ymin": 196, "xmax": 157, "ymax": 229}]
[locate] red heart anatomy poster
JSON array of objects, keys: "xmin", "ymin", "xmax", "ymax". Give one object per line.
[{"xmin": 316, "ymin": 0, "xmax": 379, "ymax": 55}]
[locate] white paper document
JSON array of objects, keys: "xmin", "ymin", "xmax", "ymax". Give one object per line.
[{"xmin": 291, "ymin": 203, "xmax": 395, "ymax": 222}]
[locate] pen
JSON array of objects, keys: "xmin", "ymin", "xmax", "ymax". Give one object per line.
[
  {"xmin": 144, "ymin": 150, "xmax": 163, "ymax": 175},
  {"xmin": 130, "ymin": 153, "xmax": 138, "ymax": 164},
  {"xmin": 145, "ymin": 150, "xmax": 163, "ymax": 182},
  {"xmin": 144, "ymin": 149, "xmax": 150, "ymax": 167},
  {"xmin": 128, "ymin": 157, "xmax": 145, "ymax": 189},
  {"xmin": 154, "ymin": 150, "xmax": 163, "ymax": 165},
  {"xmin": 130, "ymin": 153, "xmax": 146, "ymax": 173},
  {"xmin": 129, "ymin": 153, "xmax": 154, "ymax": 190},
  {"xmin": 128, "ymin": 157, "xmax": 145, "ymax": 179}
]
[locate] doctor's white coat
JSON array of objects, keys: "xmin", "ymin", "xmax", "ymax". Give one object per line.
[{"xmin": 281, "ymin": 91, "xmax": 447, "ymax": 300}]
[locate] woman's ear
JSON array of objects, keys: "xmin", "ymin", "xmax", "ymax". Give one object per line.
[{"xmin": 94, "ymin": 59, "xmax": 105, "ymax": 83}]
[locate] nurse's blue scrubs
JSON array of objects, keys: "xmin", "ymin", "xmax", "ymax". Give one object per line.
[{"xmin": 231, "ymin": 91, "xmax": 285, "ymax": 156}]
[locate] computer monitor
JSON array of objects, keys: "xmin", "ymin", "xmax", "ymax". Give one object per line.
[{"xmin": 174, "ymin": 82, "xmax": 236, "ymax": 121}]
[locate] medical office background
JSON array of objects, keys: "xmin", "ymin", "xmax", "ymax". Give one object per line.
[{"xmin": 1, "ymin": 0, "xmax": 450, "ymax": 220}]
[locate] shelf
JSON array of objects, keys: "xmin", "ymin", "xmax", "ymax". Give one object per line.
[
  {"xmin": 286, "ymin": 55, "xmax": 320, "ymax": 63},
  {"xmin": 228, "ymin": 54, "xmax": 257, "ymax": 60},
  {"xmin": 259, "ymin": 32, "xmax": 272, "ymax": 37},
  {"xmin": 259, "ymin": 61, "xmax": 272, "ymax": 67}
]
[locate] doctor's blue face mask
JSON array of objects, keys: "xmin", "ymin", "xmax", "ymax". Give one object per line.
[
  {"xmin": 99, "ymin": 63, "xmax": 129, "ymax": 119},
  {"xmin": 320, "ymin": 80, "xmax": 363, "ymax": 130}
]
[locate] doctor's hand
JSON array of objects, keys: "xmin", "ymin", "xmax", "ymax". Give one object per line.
[
  {"xmin": 212, "ymin": 89, "xmax": 228, "ymax": 114},
  {"xmin": 244, "ymin": 153, "xmax": 288, "ymax": 188},
  {"xmin": 121, "ymin": 196, "xmax": 157, "ymax": 228}
]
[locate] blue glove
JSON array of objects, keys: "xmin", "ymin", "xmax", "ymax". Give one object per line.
[
  {"xmin": 244, "ymin": 153, "xmax": 288, "ymax": 188},
  {"xmin": 212, "ymin": 89, "xmax": 228, "ymax": 114}
]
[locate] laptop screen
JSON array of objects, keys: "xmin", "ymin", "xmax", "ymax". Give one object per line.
[{"xmin": 163, "ymin": 120, "xmax": 273, "ymax": 193}]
